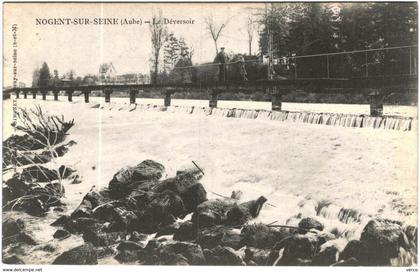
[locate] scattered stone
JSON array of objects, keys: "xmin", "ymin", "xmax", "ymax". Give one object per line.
[
  {"xmin": 53, "ymin": 207, "xmax": 65, "ymax": 212},
  {"xmin": 51, "ymin": 215, "xmax": 71, "ymax": 227},
  {"xmin": 58, "ymin": 165, "xmax": 77, "ymax": 179},
  {"xmin": 95, "ymin": 247, "xmax": 116, "ymax": 259},
  {"xmin": 197, "ymin": 225, "xmax": 242, "ymax": 250},
  {"xmin": 312, "ymin": 245, "xmax": 338, "ymax": 265},
  {"xmin": 312, "ymin": 231, "xmax": 336, "ymax": 246},
  {"xmin": 83, "ymin": 230, "xmax": 125, "ymax": 247},
  {"xmin": 230, "ymin": 190, "xmax": 243, "ymax": 200},
  {"xmin": 156, "ymin": 221, "xmax": 180, "ymax": 237},
  {"xmin": 71, "ymin": 175, "xmax": 83, "ymax": 184},
  {"xmin": 173, "ymin": 221, "xmax": 197, "ymax": 241},
  {"xmin": 67, "ymin": 217, "xmax": 105, "ymax": 234},
  {"xmin": 298, "ymin": 217, "xmax": 324, "ymax": 234},
  {"xmin": 115, "ymin": 249, "xmax": 143, "ymax": 264},
  {"xmin": 45, "ymin": 182, "xmax": 65, "ymax": 195},
  {"xmin": 159, "ymin": 242, "xmax": 205, "ymax": 265},
  {"xmin": 244, "ymin": 247, "xmax": 272, "ymax": 265},
  {"xmin": 3, "ymin": 255, "xmax": 25, "ymax": 264},
  {"xmin": 35, "ymin": 244, "xmax": 57, "ymax": 252},
  {"xmin": 52, "ymin": 243, "xmax": 98, "ymax": 265},
  {"xmin": 129, "ymin": 231, "xmax": 148, "ymax": 242},
  {"xmin": 5, "ymin": 232, "xmax": 38, "ymax": 246},
  {"xmin": 53, "ymin": 229, "xmax": 71, "ymax": 240},
  {"xmin": 203, "ymin": 246, "xmax": 245, "ymax": 265},
  {"xmin": 3, "ymin": 218, "xmax": 25, "ymax": 237},
  {"xmin": 117, "ymin": 241, "xmax": 143, "ymax": 251}
]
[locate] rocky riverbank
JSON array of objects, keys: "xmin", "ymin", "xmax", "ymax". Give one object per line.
[
  {"xmin": 4, "ymin": 159, "xmax": 416, "ymax": 266},
  {"xmin": 2, "ymin": 102, "xmax": 417, "ymax": 266}
]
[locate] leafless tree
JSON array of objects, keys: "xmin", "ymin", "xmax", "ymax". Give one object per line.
[
  {"xmin": 204, "ymin": 15, "xmax": 230, "ymax": 55},
  {"xmin": 149, "ymin": 10, "xmax": 167, "ymax": 84},
  {"xmin": 245, "ymin": 16, "xmax": 258, "ymax": 56}
]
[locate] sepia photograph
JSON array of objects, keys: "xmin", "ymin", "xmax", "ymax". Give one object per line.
[{"xmin": 2, "ymin": 1, "xmax": 418, "ymax": 268}]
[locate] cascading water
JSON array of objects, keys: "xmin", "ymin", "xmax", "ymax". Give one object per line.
[{"xmin": 126, "ymin": 104, "xmax": 415, "ymax": 131}]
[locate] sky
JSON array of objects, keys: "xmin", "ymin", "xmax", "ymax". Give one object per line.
[{"xmin": 4, "ymin": 3, "xmax": 263, "ymax": 87}]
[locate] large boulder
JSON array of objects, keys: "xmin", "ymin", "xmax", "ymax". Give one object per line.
[
  {"xmin": 3, "ymin": 218, "xmax": 25, "ymax": 237},
  {"xmin": 115, "ymin": 247, "xmax": 148, "ymax": 264},
  {"xmin": 108, "ymin": 160, "xmax": 165, "ymax": 198},
  {"xmin": 298, "ymin": 217, "xmax": 324, "ymax": 234},
  {"xmin": 128, "ymin": 231, "xmax": 148, "ymax": 243},
  {"xmin": 65, "ymin": 217, "xmax": 105, "ymax": 234},
  {"xmin": 117, "ymin": 241, "xmax": 144, "ymax": 251},
  {"xmin": 203, "ymin": 246, "xmax": 245, "ymax": 265},
  {"xmin": 52, "ymin": 243, "xmax": 98, "ymax": 265},
  {"xmin": 180, "ymin": 183, "xmax": 207, "ymax": 213},
  {"xmin": 53, "ymin": 229, "xmax": 71, "ymax": 240},
  {"xmin": 158, "ymin": 242, "xmax": 205, "ymax": 265},
  {"xmin": 2, "ymin": 217, "xmax": 37, "ymax": 247},
  {"xmin": 3, "ymin": 255, "xmax": 25, "ymax": 264},
  {"xmin": 196, "ymin": 225, "xmax": 242, "ymax": 250},
  {"xmin": 137, "ymin": 190, "xmax": 185, "ymax": 233},
  {"xmin": 192, "ymin": 199, "xmax": 235, "ymax": 228},
  {"xmin": 71, "ymin": 187, "xmax": 110, "ymax": 219},
  {"xmin": 240, "ymin": 223, "xmax": 289, "ymax": 249},
  {"xmin": 192, "ymin": 196, "xmax": 267, "ymax": 228},
  {"xmin": 154, "ymin": 167, "xmax": 203, "ymax": 195},
  {"xmin": 173, "ymin": 221, "xmax": 197, "ymax": 241},
  {"xmin": 339, "ymin": 240, "xmax": 369, "ymax": 265},
  {"xmin": 312, "ymin": 245, "xmax": 338, "ymax": 266},
  {"xmin": 83, "ymin": 230, "xmax": 125, "ymax": 247},
  {"xmin": 3, "ymin": 174, "xmax": 31, "ymax": 205},
  {"xmin": 274, "ymin": 235, "xmax": 316, "ymax": 265},
  {"xmin": 360, "ymin": 219, "xmax": 408, "ymax": 265},
  {"xmin": 92, "ymin": 205, "xmax": 138, "ymax": 232}
]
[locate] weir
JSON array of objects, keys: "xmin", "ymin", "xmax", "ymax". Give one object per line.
[{"xmin": 127, "ymin": 103, "xmax": 414, "ymax": 131}]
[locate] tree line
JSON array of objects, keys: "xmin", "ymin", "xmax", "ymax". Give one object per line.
[
  {"xmin": 258, "ymin": 2, "xmax": 417, "ymax": 57},
  {"xmin": 32, "ymin": 62, "xmax": 99, "ymax": 88}
]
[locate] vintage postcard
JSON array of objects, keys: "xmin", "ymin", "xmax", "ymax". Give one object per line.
[{"xmin": 2, "ymin": 1, "xmax": 418, "ymax": 269}]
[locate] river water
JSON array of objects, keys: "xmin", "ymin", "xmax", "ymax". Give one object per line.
[{"xmin": 2, "ymin": 97, "xmax": 418, "ymax": 265}]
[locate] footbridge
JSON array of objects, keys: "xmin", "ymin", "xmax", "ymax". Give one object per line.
[{"xmin": 5, "ymin": 45, "xmax": 418, "ymax": 117}]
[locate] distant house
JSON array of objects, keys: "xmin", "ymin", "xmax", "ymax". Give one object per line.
[
  {"xmin": 98, "ymin": 63, "xmax": 150, "ymax": 85},
  {"xmin": 115, "ymin": 73, "xmax": 151, "ymax": 85},
  {"xmin": 99, "ymin": 62, "xmax": 117, "ymax": 83}
]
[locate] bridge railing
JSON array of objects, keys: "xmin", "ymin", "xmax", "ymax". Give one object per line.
[
  {"xmin": 291, "ymin": 45, "xmax": 418, "ymax": 80},
  {"xmin": 6, "ymin": 45, "xmax": 418, "ymax": 116}
]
